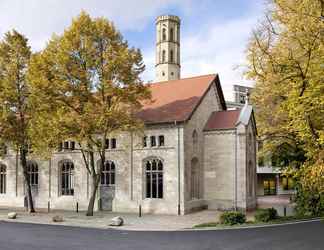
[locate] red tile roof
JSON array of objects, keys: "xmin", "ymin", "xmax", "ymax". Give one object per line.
[
  {"xmin": 137, "ymin": 74, "xmax": 226, "ymax": 124},
  {"xmin": 204, "ymin": 110, "xmax": 241, "ymax": 131}
]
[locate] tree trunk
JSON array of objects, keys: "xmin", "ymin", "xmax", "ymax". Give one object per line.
[
  {"xmin": 86, "ymin": 174, "xmax": 100, "ymax": 216},
  {"xmin": 20, "ymin": 147, "xmax": 35, "ymax": 213}
]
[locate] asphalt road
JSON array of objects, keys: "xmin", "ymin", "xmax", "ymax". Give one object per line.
[{"xmin": 0, "ymin": 220, "xmax": 323, "ymax": 250}]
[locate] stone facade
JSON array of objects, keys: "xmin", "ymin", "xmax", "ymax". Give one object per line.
[{"xmin": 0, "ymin": 15, "xmax": 257, "ymax": 215}]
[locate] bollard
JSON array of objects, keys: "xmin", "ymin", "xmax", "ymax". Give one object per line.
[
  {"xmin": 284, "ymin": 206, "xmax": 286, "ymax": 217},
  {"xmin": 48, "ymin": 201, "xmax": 50, "ymax": 213},
  {"xmin": 139, "ymin": 205, "xmax": 142, "ymax": 217},
  {"xmin": 76, "ymin": 202, "xmax": 79, "ymax": 213}
]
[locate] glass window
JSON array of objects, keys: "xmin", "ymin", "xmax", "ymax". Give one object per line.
[
  {"xmin": 145, "ymin": 159, "xmax": 163, "ymax": 199},
  {"xmin": 63, "ymin": 141, "xmax": 69, "ymax": 150},
  {"xmin": 158, "ymin": 135, "xmax": 165, "ymax": 147},
  {"xmin": 101, "ymin": 161, "xmax": 116, "ymax": 186},
  {"xmin": 105, "ymin": 139, "xmax": 109, "ymax": 149},
  {"xmin": 162, "ymin": 28, "xmax": 166, "ymax": 41},
  {"xmin": 58, "ymin": 142, "xmax": 63, "ymax": 152},
  {"xmin": 170, "ymin": 50, "xmax": 174, "ymax": 62},
  {"xmin": 150, "ymin": 136, "xmax": 156, "ymax": 147},
  {"xmin": 70, "ymin": 141, "xmax": 75, "ymax": 150},
  {"xmin": 170, "ymin": 28, "xmax": 174, "ymax": 41},
  {"xmin": 143, "ymin": 136, "xmax": 147, "ymax": 147},
  {"xmin": 0, "ymin": 164, "xmax": 6, "ymax": 194},
  {"xmin": 61, "ymin": 161, "xmax": 74, "ymax": 196},
  {"xmin": 162, "ymin": 50, "xmax": 166, "ymax": 63},
  {"xmin": 111, "ymin": 138, "xmax": 117, "ymax": 149},
  {"xmin": 282, "ymin": 177, "xmax": 294, "ymax": 190},
  {"xmin": 27, "ymin": 161, "xmax": 38, "ymax": 186}
]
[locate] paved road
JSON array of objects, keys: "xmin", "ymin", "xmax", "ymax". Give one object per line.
[{"xmin": 0, "ymin": 220, "xmax": 323, "ymax": 250}]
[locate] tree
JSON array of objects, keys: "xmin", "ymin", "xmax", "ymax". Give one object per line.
[
  {"xmin": 0, "ymin": 30, "xmax": 35, "ymax": 212},
  {"xmin": 245, "ymin": 0, "xmax": 324, "ymax": 215},
  {"xmin": 28, "ymin": 12, "xmax": 151, "ymax": 216}
]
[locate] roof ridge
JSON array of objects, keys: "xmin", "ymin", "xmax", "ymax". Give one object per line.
[{"xmin": 148, "ymin": 73, "xmax": 217, "ymax": 85}]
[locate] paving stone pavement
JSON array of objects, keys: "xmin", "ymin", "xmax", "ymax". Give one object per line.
[{"xmin": 0, "ymin": 208, "xmax": 222, "ymax": 231}]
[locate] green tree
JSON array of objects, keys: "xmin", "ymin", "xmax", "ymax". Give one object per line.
[
  {"xmin": 28, "ymin": 12, "xmax": 151, "ymax": 216},
  {"xmin": 0, "ymin": 30, "xmax": 35, "ymax": 212},
  {"xmin": 245, "ymin": 0, "xmax": 324, "ymax": 215}
]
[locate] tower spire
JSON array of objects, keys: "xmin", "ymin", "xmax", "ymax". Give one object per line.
[{"xmin": 155, "ymin": 15, "xmax": 181, "ymax": 82}]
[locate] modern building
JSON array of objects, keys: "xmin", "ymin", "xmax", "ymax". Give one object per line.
[
  {"xmin": 226, "ymin": 84, "xmax": 295, "ymax": 197},
  {"xmin": 0, "ymin": 15, "xmax": 257, "ymax": 214}
]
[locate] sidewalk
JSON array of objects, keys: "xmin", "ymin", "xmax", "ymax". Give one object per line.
[{"xmin": 0, "ymin": 209, "xmax": 221, "ymax": 231}]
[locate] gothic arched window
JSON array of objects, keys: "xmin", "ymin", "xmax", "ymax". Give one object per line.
[
  {"xmin": 27, "ymin": 161, "xmax": 38, "ymax": 186},
  {"xmin": 0, "ymin": 164, "xmax": 6, "ymax": 194},
  {"xmin": 162, "ymin": 28, "xmax": 166, "ymax": 41},
  {"xmin": 101, "ymin": 161, "xmax": 116, "ymax": 186},
  {"xmin": 170, "ymin": 50, "xmax": 174, "ymax": 62},
  {"xmin": 60, "ymin": 160, "xmax": 74, "ymax": 196},
  {"xmin": 145, "ymin": 158, "xmax": 163, "ymax": 199},
  {"xmin": 170, "ymin": 28, "xmax": 174, "ymax": 41},
  {"xmin": 162, "ymin": 50, "xmax": 166, "ymax": 63}
]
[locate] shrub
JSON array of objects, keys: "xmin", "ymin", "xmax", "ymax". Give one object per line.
[
  {"xmin": 255, "ymin": 208, "xmax": 278, "ymax": 222},
  {"xmin": 220, "ymin": 211, "xmax": 246, "ymax": 225}
]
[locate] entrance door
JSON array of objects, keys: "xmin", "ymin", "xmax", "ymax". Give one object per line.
[{"xmin": 263, "ymin": 180, "xmax": 276, "ymax": 195}]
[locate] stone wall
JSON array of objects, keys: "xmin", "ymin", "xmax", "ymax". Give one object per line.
[{"xmin": 183, "ymin": 81, "xmax": 223, "ymax": 213}]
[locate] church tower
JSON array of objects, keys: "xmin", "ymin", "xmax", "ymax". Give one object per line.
[{"xmin": 155, "ymin": 15, "xmax": 181, "ymax": 82}]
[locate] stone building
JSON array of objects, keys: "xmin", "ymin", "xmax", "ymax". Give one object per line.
[{"xmin": 0, "ymin": 15, "xmax": 257, "ymax": 215}]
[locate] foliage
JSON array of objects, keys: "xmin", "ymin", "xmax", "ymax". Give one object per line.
[
  {"xmin": 220, "ymin": 211, "xmax": 246, "ymax": 225},
  {"xmin": 245, "ymin": 0, "xmax": 324, "ymax": 215},
  {"xmin": 255, "ymin": 208, "xmax": 278, "ymax": 222},
  {"xmin": 0, "ymin": 30, "xmax": 35, "ymax": 212},
  {"xmin": 294, "ymin": 153, "xmax": 324, "ymax": 216},
  {"xmin": 27, "ymin": 11, "xmax": 151, "ymax": 216}
]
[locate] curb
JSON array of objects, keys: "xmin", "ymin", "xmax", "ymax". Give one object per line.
[
  {"xmin": 0, "ymin": 217, "xmax": 322, "ymax": 232},
  {"xmin": 188, "ymin": 218, "xmax": 323, "ymax": 231}
]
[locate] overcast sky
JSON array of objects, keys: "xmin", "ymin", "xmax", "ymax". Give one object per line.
[{"xmin": 0, "ymin": 0, "xmax": 266, "ymax": 100}]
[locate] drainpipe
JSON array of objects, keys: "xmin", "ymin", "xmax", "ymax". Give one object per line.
[
  {"xmin": 234, "ymin": 128, "xmax": 238, "ymax": 211},
  {"xmin": 175, "ymin": 121, "xmax": 181, "ymax": 215},
  {"xmin": 130, "ymin": 131, "xmax": 134, "ymax": 201}
]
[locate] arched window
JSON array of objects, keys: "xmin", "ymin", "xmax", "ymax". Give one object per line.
[
  {"xmin": 192, "ymin": 130, "xmax": 198, "ymax": 153},
  {"xmin": 0, "ymin": 164, "xmax": 6, "ymax": 194},
  {"xmin": 145, "ymin": 158, "xmax": 163, "ymax": 199},
  {"xmin": 170, "ymin": 50, "xmax": 174, "ymax": 62},
  {"xmin": 170, "ymin": 28, "xmax": 174, "ymax": 41},
  {"xmin": 27, "ymin": 161, "xmax": 38, "ymax": 186},
  {"xmin": 162, "ymin": 50, "xmax": 166, "ymax": 63},
  {"xmin": 162, "ymin": 28, "xmax": 166, "ymax": 41},
  {"xmin": 60, "ymin": 160, "xmax": 74, "ymax": 196},
  {"xmin": 191, "ymin": 158, "xmax": 199, "ymax": 199},
  {"xmin": 101, "ymin": 161, "xmax": 116, "ymax": 186}
]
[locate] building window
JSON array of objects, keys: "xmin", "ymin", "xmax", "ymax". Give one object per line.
[
  {"xmin": 101, "ymin": 161, "xmax": 115, "ymax": 186},
  {"xmin": 60, "ymin": 161, "xmax": 74, "ymax": 196},
  {"xmin": 63, "ymin": 141, "xmax": 69, "ymax": 150},
  {"xmin": 27, "ymin": 161, "xmax": 38, "ymax": 186},
  {"xmin": 162, "ymin": 50, "xmax": 166, "ymax": 63},
  {"xmin": 150, "ymin": 136, "xmax": 156, "ymax": 147},
  {"xmin": 145, "ymin": 158, "xmax": 163, "ymax": 199},
  {"xmin": 239, "ymin": 94, "xmax": 245, "ymax": 104},
  {"xmin": 111, "ymin": 138, "xmax": 117, "ymax": 149},
  {"xmin": 70, "ymin": 141, "xmax": 75, "ymax": 150},
  {"xmin": 143, "ymin": 136, "xmax": 147, "ymax": 147},
  {"xmin": 191, "ymin": 158, "xmax": 199, "ymax": 199},
  {"xmin": 193, "ymin": 130, "xmax": 198, "ymax": 153},
  {"xmin": 158, "ymin": 135, "xmax": 165, "ymax": 147},
  {"xmin": 0, "ymin": 164, "xmax": 6, "ymax": 194},
  {"xmin": 170, "ymin": 50, "xmax": 174, "ymax": 62},
  {"xmin": 170, "ymin": 28, "xmax": 174, "ymax": 41},
  {"xmin": 105, "ymin": 139, "xmax": 109, "ymax": 149},
  {"xmin": 282, "ymin": 177, "xmax": 294, "ymax": 190},
  {"xmin": 162, "ymin": 28, "xmax": 166, "ymax": 41}
]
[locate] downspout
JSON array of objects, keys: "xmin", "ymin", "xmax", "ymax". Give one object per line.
[
  {"xmin": 234, "ymin": 128, "xmax": 238, "ymax": 211},
  {"xmin": 175, "ymin": 121, "xmax": 181, "ymax": 215},
  {"xmin": 130, "ymin": 131, "xmax": 134, "ymax": 201}
]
